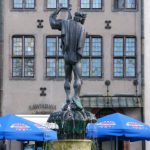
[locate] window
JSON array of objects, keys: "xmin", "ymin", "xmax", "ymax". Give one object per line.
[
  {"xmin": 114, "ymin": 0, "xmax": 136, "ymax": 9},
  {"xmin": 13, "ymin": 0, "xmax": 35, "ymax": 9},
  {"xmin": 80, "ymin": 0, "xmax": 102, "ymax": 9},
  {"xmin": 82, "ymin": 36, "xmax": 102, "ymax": 77},
  {"xmin": 12, "ymin": 35, "xmax": 35, "ymax": 78},
  {"xmin": 46, "ymin": 35, "xmax": 102, "ymax": 78},
  {"xmin": 46, "ymin": 36, "xmax": 65, "ymax": 77},
  {"xmin": 113, "ymin": 36, "xmax": 136, "ymax": 78},
  {"xmin": 47, "ymin": 0, "xmax": 68, "ymax": 9}
]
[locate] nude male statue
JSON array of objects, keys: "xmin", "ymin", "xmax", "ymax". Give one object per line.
[{"xmin": 50, "ymin": 7, "xmax": 87, "ymax": 109}]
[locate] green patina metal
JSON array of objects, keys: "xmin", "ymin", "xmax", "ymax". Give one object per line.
[{"xmin": 48, "ymin": 108, "xmax": 95, "ymax": 139}]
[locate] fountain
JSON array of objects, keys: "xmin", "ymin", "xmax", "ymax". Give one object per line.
[{"xmin": 47, "ymin": 5, "xmax": 96, "ymax": 150}]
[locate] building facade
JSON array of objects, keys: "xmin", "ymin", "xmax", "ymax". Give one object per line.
[
  {"xmin": 0, "ymin": 0, "xmax": 3, "ymax": 115},
  {"xmin": 144, "ymin": 0, "xmax": 150, "ymax": 149},
  {"xmin": 2, "ymin": 0, "xmax": 143, "ymax": 149}
]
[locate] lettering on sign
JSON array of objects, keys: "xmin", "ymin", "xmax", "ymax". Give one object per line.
[{"xmin": 29, "ymin": 104, "xmax": 56, "ymax": 114}]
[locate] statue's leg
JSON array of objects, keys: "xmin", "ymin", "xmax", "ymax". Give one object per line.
[
  {"xmin": 64, "ymin": 63, "xmax": 72, "ymax": 101},
  {"xmin": 73, "ymin": 61, "xmax": 82, "ymax": 99}
]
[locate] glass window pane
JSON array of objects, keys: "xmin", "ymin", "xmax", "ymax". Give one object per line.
[
  {"xmin": 114, "ymin": 59, "xmax": 123, "ymax": 77},
  {"xmin": 81, "ymin": 59, "xmax": 89, "ymax": 76},
  {"xmin": 118, "ymin": 0, "xmax": 125, "ymax": 8},
  {"xmin": 13, "ymin": 0, "xmax": 23, "ymax": 8},
  {"xmin": 125, "ymin": 38, "xmax": 135, "ymax": 56},
  {"xmin": 92, "ymin": 37, "xmax": 102, "ymax": 56},
  {"xmin": 58, "ymin": 38, "xmax": 63, "ymax": 56},
  {"xmin": 47, "ymin": 0, "xmax": 57, "ymax": 8},
  {"xmin": 24, "ymin": 59, "xmax": 34, "ymax": 77},
  {"xmin": 47, "ymin": 38, "xmax": 56, "ymax": 56},
  {"xmin": 59, "ymin": 0, "xmax": 68, "ymax": 8},
  {"xmin": 12, "ymin": 59, "xmax": 22, "ymax": 77},
  {"xmin": 58, "ymin": 59, "xmax": 65, "ymax": 76},
  {"xmin": 83, "ymin": 38, "xmax": 90, "ymax": 56},
  {"xmin": 91, "ymin": 59, "xmax": 101, "ymax": 76},
  {"xmin": 92, "ymin": 0, "xmax": 102, "ymax": 8},
  {"xmin": 81, "ymin": 0, "xmax": 90, "ymax": 8},
  {"xmin": 25, "ymin": 0, "xmax": 35, "ymax": 8},
  {"xmin": 47, "ymin": 59, "xmax": 56, "ymax": 76},
  {"xmin": 126, "ymin": 59, "xmax": 135, "ymax": 77},
  {"xmin": 126, "ymin": 0, "xmax": 136, "ymax": 8},
  {"xmin": 25, "ymin": 37, "xmax": 34, "ymax": 56},
  {"xmin": 13, "ymin": 37, "xmax": 23, "ymax": 56},
  {"xmin": 114, "ymin": 38, "xmax": 123, "ymax": 56}
]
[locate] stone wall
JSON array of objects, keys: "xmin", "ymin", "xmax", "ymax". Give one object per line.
[{"xmin": 0, "ymin": 0, "xmax": 3, "ymax": 115}]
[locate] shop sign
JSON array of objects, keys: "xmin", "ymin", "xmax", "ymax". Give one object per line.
[{"xmin": 29, "ymin": 104, "xmax": 56, "ymax": 114}]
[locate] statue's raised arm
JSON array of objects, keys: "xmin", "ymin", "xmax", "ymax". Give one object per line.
[
  {"xmin": 49, "ymin": 7, "xmax": 63, "ymax": 30},
  {"xmin": 50, "ymin": 6, "xmax": 72, "ymax": 31}
]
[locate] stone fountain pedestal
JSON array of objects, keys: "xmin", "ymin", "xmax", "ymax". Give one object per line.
[{"xmin": 51, "ymin": 139, "xmax": 92, "ymax": 150}]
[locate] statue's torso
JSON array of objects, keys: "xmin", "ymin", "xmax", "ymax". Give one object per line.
[{"xmin": 61, "ymin": 20, "xmax": 83, "ymax": 63}]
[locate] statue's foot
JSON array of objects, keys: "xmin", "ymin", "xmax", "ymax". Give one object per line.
[
  {"xmin": 62, "ymin": 97, "xmax": 83, "ymax": 111},
  {"xmin": 66, "ymin": 99, "xmax": 71, "ymax": 104},
  {"xmin": 62, "ymin": 98, "xmax": 72, "ymax": 111},
  {"xmin": 71, "ymin": 97, "xmax": 83, "ymax": 110}
]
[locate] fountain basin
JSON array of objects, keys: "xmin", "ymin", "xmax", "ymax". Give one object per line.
[{"xmin": 51, "ymin": 139, "xmax": 92, "ymax": 150}]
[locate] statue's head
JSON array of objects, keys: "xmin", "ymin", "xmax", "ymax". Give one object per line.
[{"xmin": 74, "ymin": 12, "xmax": 87, "ymax": 24}]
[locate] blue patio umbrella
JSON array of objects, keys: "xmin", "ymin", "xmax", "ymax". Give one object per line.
[
  {"xmin": 86, "ymin": 113, "xmax": 150, "ymax": 141},
  {"xmin": 0, "ymin": 114, "xmax": 57, "ymax": 141}
]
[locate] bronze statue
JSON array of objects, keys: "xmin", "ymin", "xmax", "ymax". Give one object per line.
[
  {"xmin": 50, "ymin": 7, "xmax": 87, "ymax": 109},
  {"xmin": 48, "ymin": 8, "xmax": 96, "ymax": 139}
]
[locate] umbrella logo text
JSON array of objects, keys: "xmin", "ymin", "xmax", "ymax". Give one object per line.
[
  {"xmin": 126, "ymin": 122, "xmax": 144, "ymax": 129},
  {"xmin": 10, "ymin": 123, "xmax": 30, "ymax": 131},
  {"xmin": 96, "ymin": 121, "xmax": 116, "ymax": 128}
]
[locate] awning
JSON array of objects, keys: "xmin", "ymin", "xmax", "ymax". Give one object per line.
[
  {"xmin": 17, "ymin": 115, "xmax": 59, "ymax": 129},
  {"xmin": 80, "ymin": 95, "xmax": 143, "ymax": 108}
]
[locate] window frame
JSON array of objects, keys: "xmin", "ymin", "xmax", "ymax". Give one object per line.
[
  {"xmin": 113, "ymin": 35, "xmax": 137, "ymax": 79},
  {"xmin": 82, "ymin": 35, "xmax": 103, "ymax": 78},
  {"xmin": 113, "ymin": 0, "xmax": 137, "ymax": 11},
  {"xmin": 46, "ymin": 35, "xmax": 65, "ymax": 78},
  {"xmin": 12, "ymin": 35, "xmax": 35, "ymax": 79},
  {"xmin": 80, "ymin": 0, "xmax": 103, "ymax": 11},
  {"xmin": 12, "ymin": 0, "xmax": 36, "ymax": 10},
  {"xmin": 46, "ymin": 0, "xmax": 69, "ymax": 10},
  {"xmin": 45, "ymin": 35, "xmax": 103, "ymax": 79}
]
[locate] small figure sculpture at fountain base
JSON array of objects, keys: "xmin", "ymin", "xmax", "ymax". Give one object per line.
[
  {"xmin": 47, "ymin": 98, "xmax": 96, "ymax": 139},
  {"xmin": 62, "ymin": 97, "xmax": 83, "ymax": 111}
]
